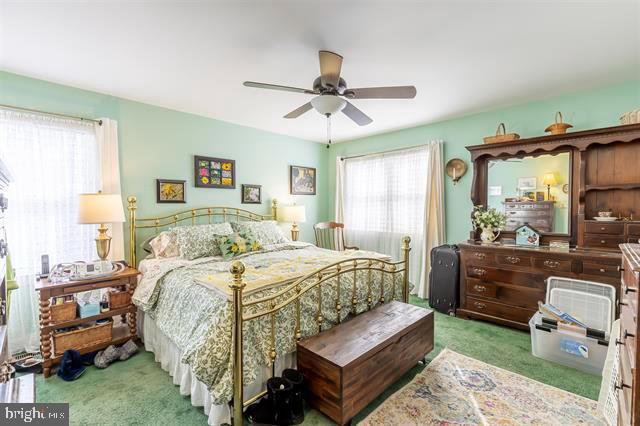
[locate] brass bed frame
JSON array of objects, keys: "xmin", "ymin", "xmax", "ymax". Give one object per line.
[{"xmin": 126, "ymin": 196, "xmax": 411, "ymax": 425}]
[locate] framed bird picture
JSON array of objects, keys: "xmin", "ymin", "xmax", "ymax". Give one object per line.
[
  {"xmin": 194, "ymin": 155, "xmax": 236, "ymax": 189},
  {"xmin": 156, "ymin": 179, "xmax": 186, "ymax": 203}
]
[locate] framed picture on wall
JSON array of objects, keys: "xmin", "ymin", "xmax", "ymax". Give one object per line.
[
  {"xmin": 241, "ymin": 184, "xmax": 262, "ymax": 204},
  {"xmin": 156, "ymin": 179, "xmax": 186, "ymax": 203},
  {"xmin": 194, "ymin": 155, "xmax": 235, "ymax": 189},
  {"xmin": 517, "ymin": 177, "xmax": 537, "ymax": 190},
  {"xmin": 290, "ymin": 165, "xmax": 316, "ymax": 195}
]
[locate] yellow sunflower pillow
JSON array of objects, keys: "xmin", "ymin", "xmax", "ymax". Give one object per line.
[{"xmin": 217, "ymin": 232, "xmax": 262, "ymax": 259}]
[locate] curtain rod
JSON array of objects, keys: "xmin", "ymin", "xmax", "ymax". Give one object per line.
[
  {"xmin": 0, "ymin": 103, "xmax": 102, "ymax": 126},
  {"xmin": 339, "ymin": 143, "xmax": 429, "ymax": 161}
]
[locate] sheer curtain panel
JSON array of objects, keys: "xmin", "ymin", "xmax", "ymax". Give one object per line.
[{"xmin": 0, "ymin": 110, "xmax": 100, "ymax": 354}]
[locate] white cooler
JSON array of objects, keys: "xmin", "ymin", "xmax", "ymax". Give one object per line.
[{"xmin": 529, "ymin": 277, "xmax": 616, "ymax": 376}]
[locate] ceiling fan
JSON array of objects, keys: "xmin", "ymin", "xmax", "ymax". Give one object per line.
[{"xmin": 243, "ymin": 50, "xmax": 417, "ymax": 145}]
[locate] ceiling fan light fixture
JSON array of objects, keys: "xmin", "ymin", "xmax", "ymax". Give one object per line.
[{"xmin": 310, "ymin": 94, "xmax": 346, "ymax": 115}]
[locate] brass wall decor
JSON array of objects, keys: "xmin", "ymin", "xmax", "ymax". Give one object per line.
[
  {"xmin": 445, "ymin": 158, "xmax": 467, "ymax": 185},
  {"xmin": 545, "ymin": 111, "xmax": 573, "ymax": 135}
]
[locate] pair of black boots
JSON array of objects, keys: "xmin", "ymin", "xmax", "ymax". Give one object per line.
[{"xmin": 245, "ymin": 368, "xmax": 304, "ymax": 425}]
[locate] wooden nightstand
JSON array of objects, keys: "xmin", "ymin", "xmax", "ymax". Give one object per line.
[{"xmin": 35, "ymin": 267, "xmax": 139, "ymax": 378}]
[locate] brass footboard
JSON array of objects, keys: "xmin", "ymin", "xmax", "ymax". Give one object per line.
[{"xmin": 229, "ymin": 236, "xmax": 411, "ymax": 424}]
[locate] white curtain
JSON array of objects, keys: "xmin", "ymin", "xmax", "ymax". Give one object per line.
[
  {"xmin": 96, "ymin": 118, "xmax": 124, "ymax": 261},
  {"xmin": 340, "ymin": 142, "xmax": 445, "ymax": 298},
  {"xmin": 0, "ymin": 109, "xmax": 101, "ymax": 354}
]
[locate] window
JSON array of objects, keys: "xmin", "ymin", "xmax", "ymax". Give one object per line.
[
  {"xmin": 342, "ymin": 146, "xmax": 429, "ymax": 284},
  {"xmin": 0, "ymin": 109, "xmax": 100, "ymax": 353}
]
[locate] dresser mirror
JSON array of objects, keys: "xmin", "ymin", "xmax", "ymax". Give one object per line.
[{"xmin": 486, "ymin": 151, "xmax": 571, "ymax": 235}]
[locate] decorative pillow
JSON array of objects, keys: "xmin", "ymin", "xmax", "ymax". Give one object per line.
[
  {"xmin": 172, "ymin": 223, "xmax": 233, "ymax": 260},
  {"xmin": 217, "ymin": 232, "xmax": 263, "ymax": 259},
  {"xmin": 148, "ymin": 231, "xmax": 179, "ymax": 258},
  {"xmin": 230, "ymin": 220, "xmax": 289, "ymax": 245}
]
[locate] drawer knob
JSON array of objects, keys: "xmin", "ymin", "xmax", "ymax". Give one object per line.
[
  {"xmin": 473, "ymin": 302, "xmax": 486, "ymax": 310},
  {"xmin": 543, "ymin": 260, "xmax": 560, "ymax": 269},
  {"xmin": 600, "ymin": 227, "xmax": 606, "ymax": 231},
  {"xmin": 473, "ymin": 284, "xmax": 487, "ymax": 293},
  {"xmin": 614, "ymin": 381, "xmax": 631, "ymax": 391},
  {"xmin": 624, "ymin": 285, "xmax": 637, "ymax": 295},
  {"xmin": 505, "ymin": 256, "xmax": 520, "ymax": 264},
  {"xmin": 615, "ymin": 338, "xmax": 625, "ymax": 346},
  {"xmin": 624, "ymin": 330, "xmax": 635, "ymax": 339},
  {"xmin": 618, "ymin": 265, "xmax": 625, "ymax": 272},
  {"xmin": 472, "ymin": 268, "xmax": 487, "ymax": 277},
  {"xmin": 474, "ymin": 253, "xmax": 486, "ymax": 260},
  {"xmin": 599, "ymin": 268, "xmax": 606, "ymax": 273},
  {"xmin": 600, "ymin": 240, "xmax": 606, "ymax": 244}
]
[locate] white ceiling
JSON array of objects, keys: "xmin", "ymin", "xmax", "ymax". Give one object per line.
[{"xmin": 1, "ymin": 1, "xmax": 639, "ymax": 143}]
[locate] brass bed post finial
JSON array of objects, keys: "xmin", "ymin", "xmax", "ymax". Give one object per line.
[
  {"xmin": 127, "ymin": 196, "xmax": 137, "ymax": 267},
  {"xmin": 402, "ymin": 236, "xmax": 411, "ymax": 303},
  {"xmin": 229, "ymin": 260, "xmax": 246, "ymax": 425},
  {"xmin": 272, "ymin": 198, "xmax": 278, "ymax": 220}
]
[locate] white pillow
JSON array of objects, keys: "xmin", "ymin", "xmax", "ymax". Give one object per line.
[
  {"xmin": 148, "ymin": 231, "xmax": 179, "ymax": 258},
  {"xmin": 231, "ymin": 220, "xmax": 289, "ymax": 245}
]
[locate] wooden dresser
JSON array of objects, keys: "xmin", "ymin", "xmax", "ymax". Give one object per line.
[
  {"xmin": 618, "ymin": 244, "xmax": 639, "ymax": 426},
  {"xmin": 504, "ymin": 201, "xmax": 555, "ymax": 232},
  {"xmin": 458, "ymin": 242, "xmax": 621, "ymax": 330},
  {"xmin": 584, "ymin": 220, "xmax": 640, "ymax": 250}
]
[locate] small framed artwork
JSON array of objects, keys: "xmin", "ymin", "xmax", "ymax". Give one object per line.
[
  {"xmin": 517, "ymin": 177, "xmax": 537, "ymax": 190},
  {"xmin": 488, "ymin": 186, "xmax": 502, "ymax": 196},
  {"xmin": 156, "ymin": 179, "xmax": 186, "ymax": 203},
  {"xmin": 290, "ymin": 165, "xmax": 316, "ymax": 195},
  {"xmin": 535, "ymin": 191, "xmax": 546, "ymax": 202},
  {"xmin": 241, "ymin": 184, "xmax": 262, "ymax": 204},
  {"xmin": 194, "ymin": 155, "xmax": 235, "ymax": 189}
]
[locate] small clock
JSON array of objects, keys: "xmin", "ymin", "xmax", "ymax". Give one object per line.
[{"xmin": 562, "ymin": 183, "xmax": 569, "ymax": 194}]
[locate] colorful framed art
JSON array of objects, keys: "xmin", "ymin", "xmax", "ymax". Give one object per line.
[
  {"xmin": 156, "ymin": 179, "xmax": 186, "ymax": 203},
  {"xmin": 241, "ymin": 184, "xmax": 262, "ymax": 204},
  {"xmin": 194, "ymin": 155, "xmax": 235, "ymax": 189},
  {"xmin": 290, "ymin": 165, "xmax": 316, "ymax": 195}
]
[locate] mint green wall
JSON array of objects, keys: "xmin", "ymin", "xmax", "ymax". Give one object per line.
[
  {"xmin": 487, "ymin": 153, "xmax": 570, "ymax": 233},
  {"xmin": 328, "ymin": 81, "xmax": 640, "ymax": 244},
  {"xmin": 0, "ymin": 71, "xmax": 328, "ymax": 249}
]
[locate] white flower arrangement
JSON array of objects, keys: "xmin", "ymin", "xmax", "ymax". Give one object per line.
[{"xmin": 472, "ymin": 205, "xmax": 507, "ymax": 231}]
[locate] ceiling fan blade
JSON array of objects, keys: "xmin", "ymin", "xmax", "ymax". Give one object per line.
[
  {"xmin": 243, "ymin": 81, "xmax": 317, "ymax": 95},
  {"xmin": 342, "ymin": 101, "xmax": 372, "ymax": 126},
  {"xmin": 284, "ymin": 102, "xmax": 313, "ymax": 119},
  {"xmin": 345, "ymin": 86, "xmax": 417, "ymax": 99},
  {"xmin": 319, "ymin": 50, "xmax": 343, "ymax": 89}
]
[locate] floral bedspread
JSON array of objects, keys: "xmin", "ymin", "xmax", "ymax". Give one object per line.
[{"xmin": 133, "ymin": 243, "xmax": 405, "ymax": 405}]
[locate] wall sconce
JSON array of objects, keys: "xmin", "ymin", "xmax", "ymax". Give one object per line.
[{"xmin": 445, "ymin": 158, "xmax": 468, "ymax": 185}]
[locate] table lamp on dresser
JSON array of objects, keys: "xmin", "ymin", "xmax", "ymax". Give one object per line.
[
  {"xmin": 542, "ymin": 172, "xmax": 558, "ymax": 200},
  {"xmin": 78, "ymin": 192, "xmax": 125, "ymax": 260},
  {"xmin": 280, "ymin": 204, "xmax": 306, "ymax": 241}
]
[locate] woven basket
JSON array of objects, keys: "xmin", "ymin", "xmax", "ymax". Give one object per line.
[
  {"xmin": 545, "ymin": 112, "xmax": 573, "ymax": 135},
  {"xmin": 52, "ymin": 321, "xmax": 112, "ymax": 356},
  {"xmin": 483, "ymin": 123, "xmax": 520, "ymax": 144},
  {"xmin": 50, "ymin": 301, "xmax": 78, "ymax": 323},
  {"xmin": 107, "ymin": 290, "xmax": 131, "ymax": 309}
]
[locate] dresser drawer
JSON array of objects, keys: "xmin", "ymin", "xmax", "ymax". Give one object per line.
[
  {"xmin": 466, "ymin": 279, "xmax": 543, "ymax": 310},
  {"xmin": 627, "ymin": 223, "xmax": 640, "ymax": 235},
  {"xmin": 465, "ymin": 266, "xmax": 545, "ymax": 290},
  {"xmin": 582, "ymin": 261, "xmax": 621, "ymax": 278},
  {"xmin": 496, "ymin": 254, "xmax": 532, "ymax": 268},
  {"xmin": 584, "ymin": 234, "xmax": 625, "ymax": 249},
  {"xmin": 506, "ymin": 219, "xmax": 551, "ymax": 231},
  {"xmin": 504, "ymin": 203, "xmax": 551, "ymax": 210},
  {"xmin": 532, "ymin": 258, "xmax": 572, "ymax": 273},
  {"xmin": 464, "ymin": 250, "xmax": 495, "ymax": 265},
  {"xmin": 465, "ymin": 296, "xmax": 536, "ymax": 324},
  {"xmin": 585, "ymin": 222, "xmax": 625, "ymax": 235},
  {"xmin": 619, "ymin": 302, "xmax": 637, "ymax": 368},
  {"xmin": 618, "ymin": 343, "xmax": 635, "ymax": 421},
  {"xmin": 505, "ymin": 210, "xmax": 550, "ymax": 218}
]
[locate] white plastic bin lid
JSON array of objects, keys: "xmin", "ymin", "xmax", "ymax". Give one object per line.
[{"xmin": 549, "ymin": 288, "xmax": 612, "ymax": 333}]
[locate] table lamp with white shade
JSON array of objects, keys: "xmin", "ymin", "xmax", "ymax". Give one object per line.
[
  {"xmin": 541, "ymin": 172, "xmax": 558, "ymax": 200},
  {"xmin": 78, "ymin": 192, "xmax": 125, "ymax": 260},
  {"xmin": 279, "ymin": 204, "xmax": 306, "ymax": 241}
]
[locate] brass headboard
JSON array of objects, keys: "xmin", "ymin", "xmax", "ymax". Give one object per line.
[{"xmin": 126, "ymin": 196, "xmax": 278, "ymax": 266}]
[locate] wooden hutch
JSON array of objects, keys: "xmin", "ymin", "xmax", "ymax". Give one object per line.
[{"xmin": 458, "ymin": 123, "xmax": 640, "ymax": 331}]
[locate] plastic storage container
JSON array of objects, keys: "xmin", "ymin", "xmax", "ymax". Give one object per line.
[{"xmin": 530, "ymin": 277, "xmax": 615, "ymax": 376}]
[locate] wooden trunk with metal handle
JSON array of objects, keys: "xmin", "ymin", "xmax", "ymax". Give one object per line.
[{"xmin": 483, "ymin": 123, "xmax": 520, "ymax": 144}]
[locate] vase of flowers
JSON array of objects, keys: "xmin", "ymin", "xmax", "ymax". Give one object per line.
[{"xmin": 472, "ymin": 206, "xmax": 507, "ymax": 243}]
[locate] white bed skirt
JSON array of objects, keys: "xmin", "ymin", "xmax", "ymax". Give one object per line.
[{"xmin": 138, "ymin": 311, "xmax": 296, "ymax": 425}]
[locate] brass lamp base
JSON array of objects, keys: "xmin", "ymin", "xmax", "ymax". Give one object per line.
[
  {"xmin": 95, "ymin": 224, "xmax": 112, "ymax": 260},
  {"xmin": 290, "ymin": 223, "xmax": 299, "ymax": 242}
]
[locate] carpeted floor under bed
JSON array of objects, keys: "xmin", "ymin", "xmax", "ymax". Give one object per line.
[{"xmin": 35, "ymin": 296, "xmax": 602, "ymax": 425}]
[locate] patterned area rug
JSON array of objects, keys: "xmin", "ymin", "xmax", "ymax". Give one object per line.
[{"xmin": 359, "ymin": 348, "xmax": 604, "ymax": 425}]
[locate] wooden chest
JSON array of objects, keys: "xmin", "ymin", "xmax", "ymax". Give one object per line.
[
  {"xmin": 503, "ymin": 201, "xmax": 555, "ymax": 232},
  {"xmin": 296, "ymin": 301, "xmax": 434, "ymax": 425}
]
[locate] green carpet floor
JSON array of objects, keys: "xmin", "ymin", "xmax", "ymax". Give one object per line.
[{"xmin": 36, "ymin": 296, "xmax": 602, "ymax": 425}]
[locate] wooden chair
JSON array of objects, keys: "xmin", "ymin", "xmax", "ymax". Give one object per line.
[{"xmin": 313, "ymin": 222, "xmax": 358, "ymax": 251}]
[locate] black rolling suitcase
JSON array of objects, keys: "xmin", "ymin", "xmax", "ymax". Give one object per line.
[{"xmin": 428, "ymin": 244, "xmax": 460, "ymax": 315}]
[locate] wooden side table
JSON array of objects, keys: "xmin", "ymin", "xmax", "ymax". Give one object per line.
[{"xmin": 35, "ymin": 267, "xmax": 139, "ymax": 378}]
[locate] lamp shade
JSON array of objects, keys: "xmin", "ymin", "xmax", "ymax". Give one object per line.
[
  {"xmin": 279, "ymin": 205, "xmax": 306, "ymax": 223},
  {"xmin": 78, "ymin": 193, "xmax": 126, "ymax": 224},
  {"xmin": 542, "ymin": 173, "xmax": 558, "ymax": 186}
]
